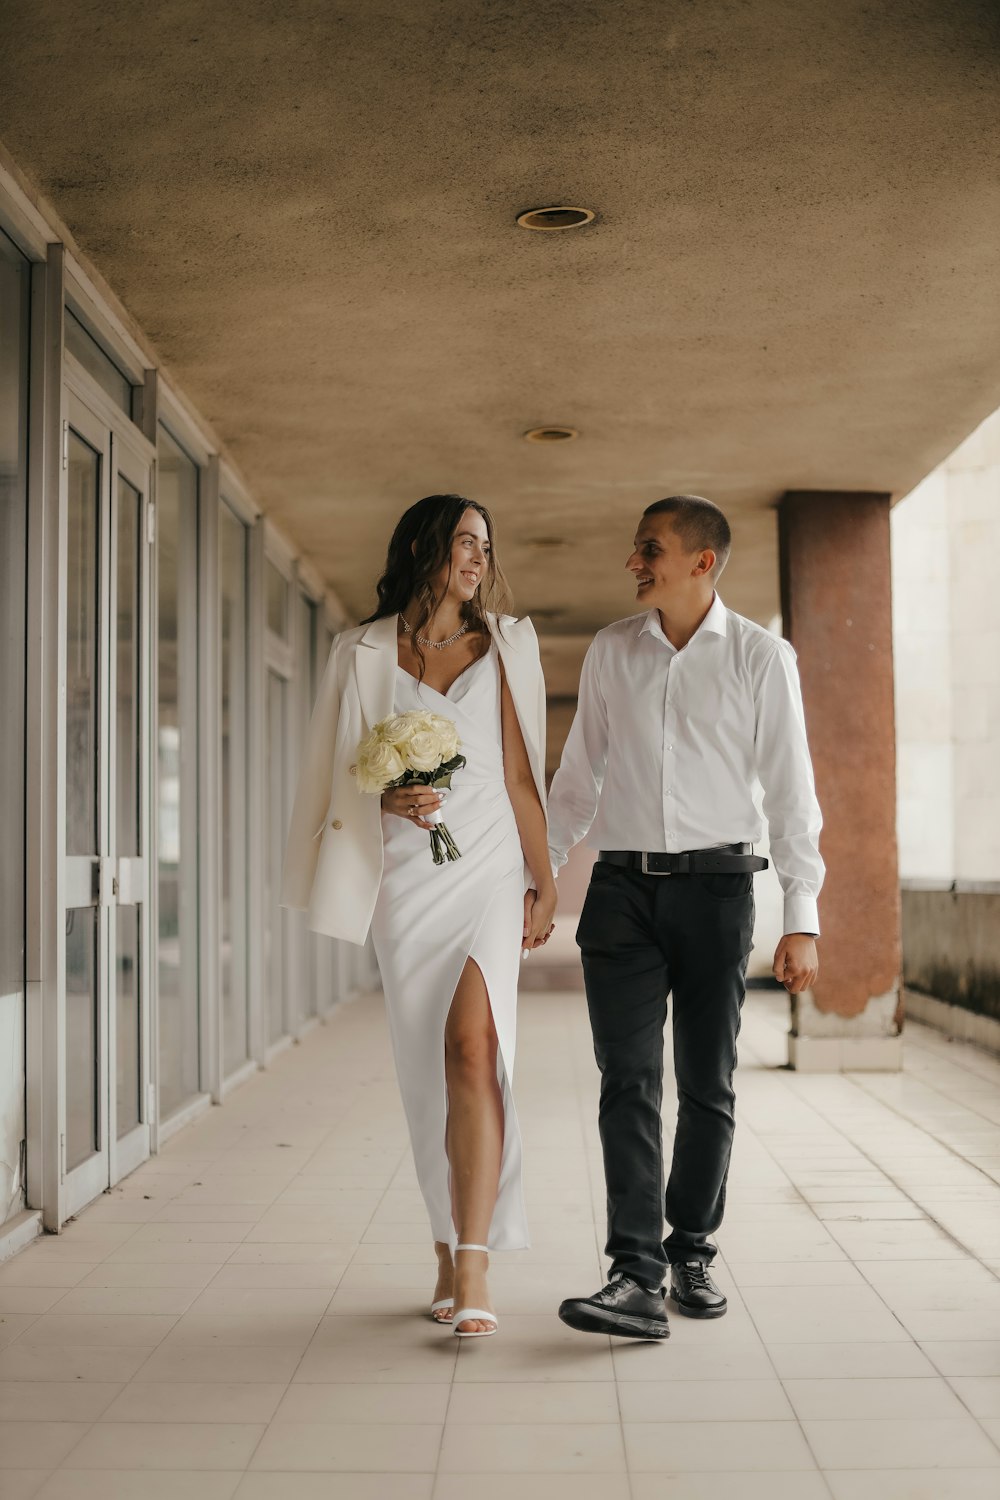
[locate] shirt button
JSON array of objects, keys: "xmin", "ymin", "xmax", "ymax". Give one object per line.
[{"xmin": 331, "ymin": 819, "xmax": 343, "ymax": 830}]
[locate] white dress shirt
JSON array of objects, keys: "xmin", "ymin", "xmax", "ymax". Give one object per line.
[{"xmin": 547, "ymin": 595, "xmax": 825, "ymax": 935}]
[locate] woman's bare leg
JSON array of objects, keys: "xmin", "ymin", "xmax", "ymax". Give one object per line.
[{"xmin": 444, "ymin": 957, "xmax": 504, "ymax": 1332}]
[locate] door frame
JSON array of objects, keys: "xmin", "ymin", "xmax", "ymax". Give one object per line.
[{"xmin": 58, "ymin": 375, "xmax": 155, "ymax": 1222}]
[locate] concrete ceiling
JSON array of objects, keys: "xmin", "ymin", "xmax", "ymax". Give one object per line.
[{"xmin": 3, "ymin": 1, "xmax": 1000, "ymax": 670}]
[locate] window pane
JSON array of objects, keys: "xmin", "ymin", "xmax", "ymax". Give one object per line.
[
  {"xmin": 65, "ymin": 906, "xmax": 99, "ymax": 1172},
  {"xmin": 298, "ymin": 596, "xmax": 318, "ymax": 1021},
  {"xmin": 0, "ymin": 228, "xmax": 29, "ymax": 1224},
  {"xmin": 265, "ymin": 670, "xmax": 287, "ymax": 1043},
  {"xmin": 266, "ymin": 560, "xmax": 288, "ymax": 638},
  {"xmin": 116, "ymin": 904, "xmax": 141, "ymax": 1139},
  {"xmin": 66, "ymin": 432, "xmax": 100, "ymax": 857},
  {"xmin": 116, "ymin": 476, "xmax": 142, "ymax": 857},
  {"xmin": 220, "ymin": 504, "xmax": 249, "ymax": 1075},
  {"xmin": 66, "ymin": 307, "xmax": 133, "ymax": 419},
  {"xmin": 156, "ymin": 427, "xmax": 201, "ymax": 1116}
]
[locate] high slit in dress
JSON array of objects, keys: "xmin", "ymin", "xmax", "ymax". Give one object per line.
[{"xmin": 370, "ymin": 643, "xmax": 529, "ymax": 1251}]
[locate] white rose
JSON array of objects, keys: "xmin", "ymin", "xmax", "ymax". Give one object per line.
[
  {"xmin": 379, "ymin": 715, "xmax": 417, "ymax": 750},
  {"xmin": 425, "ymin": 713, "xmax": 460, "ymax": 760},
  {"xmin": 406, "ymin": 729, "xmax": 446, "ymax": 773},
  {"xmin": 434, "ymin": 717, "xmax": 458, "ymax": 762},
  {"xmin": 356, "ymin": 738, "xmax": 406, "ymax": 793}
]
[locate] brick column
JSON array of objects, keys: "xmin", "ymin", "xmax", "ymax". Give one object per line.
[{"xmin": 778, "ymin": 491, "xmax": 902, "ymax": 1070}]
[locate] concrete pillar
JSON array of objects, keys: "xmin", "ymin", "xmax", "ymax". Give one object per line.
[{"xmin": 778, "ymin": 491, "xmax": 903, "ymax": 1070}]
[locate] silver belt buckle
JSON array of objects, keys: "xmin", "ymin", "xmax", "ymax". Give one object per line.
[{"xmin": 640, "ymin": 852, "xmax": 671, "ymax": 876}]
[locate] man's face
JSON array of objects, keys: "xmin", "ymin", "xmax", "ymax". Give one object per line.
[{"xmin": 626, "ymin": 513, "xmax": 712, "ymax": 610}]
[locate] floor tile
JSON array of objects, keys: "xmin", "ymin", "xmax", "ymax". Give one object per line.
[
  {"xmin": 439, "ymin": 1422, "xmax": 625, "ymax": 1473},
  {"xmin": 187, "ymin": 1288, "xmax": 334, "ymax": 1316},
  {"xmin": 767, "ymin": 1342, "xmax": 938, "ymax": 1379},
  {"xmin": 0, "ymin": 1381, "xmax": 121, "ymax": 1420},
  {"xmin": 784, "ymin": 1376, "xmax": 966, "ymax": 1419},
  {"xmin": 17, "ymin": 1315, "xmax": 177, "ymax": 1348},
  {"xmin": 801, "ymin": 1416, "xmax": 1000, "ymax": 1469},
  {"xmin": 0, "ymin": 1262, "xmax": 98, "ymax": 1288},
  {"xmin": 630, "ymin": 1478, "xmax": 830, "ymax": 1500},
  {"xmin": 134, "ymin": 1345, "xmax": 302, "ymax": 1384},
  {"xmin": 75, "ymin": 1264, "xmax": 218, "ymax": 1290},
  {"xmin": 0, "ymin": 1314, "xmax": 39, "ymax": 1347},
  {"xmin": 53, "ymin": 1288, "xmax": 200, "ymax": 1316},
  {"xmin": 0, "ymin": 1422, "xmax": 91, "ymax": 1467},
  {"xmin": 624, "ymin": 1418, "xmax": 817, "ymax": 1471},
  {"xmin": 101, "ymin": 1383, "xmax": 286, "ymax": 1423},
  {"xmin": 38, "ymin": 1472, "xmax": 243, "ymax": 1499},
  {"xmin": 251, "ymin": 1421, "xmax": 441, "ymax": 1471},
  {"xmin": 825, "ymin": 1473, "xmax": 1000, "ymax": 1500},
  {"xmin": 237, "ymin": 1478, "xmax": 433, "ymax": 1500},
  {"xmin": 0, "ymin": 1472, "xmax": 52, "ymax": 1500},
  {"xmin": 66, "ymin": 1421, "xmax": 265, "ymax": 1469},
  {"xmin": 921, "ymin": 1342, "xmax": 1000, "ymax": 1377},
  {"xmin": 947, "ymin": 1376, "xmax": 1000, "ymax": 1417},
  {"xmin": 618, "ymin": 1378, "xmax": 794, "ymax": 1421},
  {"xmin": 273, "ymin": 1382, "xmax": 451, "ymax": 1423},
  {"xmin": 445, "ymin": 1381, "xmax": 619, "ymax": 1423},
  {"xmin": 740, "ymin": 1284, "xmax": 910, "ymax": 1343},
  {"xmin": 158, "ymin": 1312, "xmax": 321, "ymax": 1348},
  {"xmin": 0, "ymin": 1347, "xmax": 155, "ymax": 1383},
  {"xmin": 0, "ymin": 1288, "xmax": 67, "ymax": 1315}
]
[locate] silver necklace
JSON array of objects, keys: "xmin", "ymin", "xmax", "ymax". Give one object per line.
[{"xmin": 401, "ymin": 616, "xmax": 470, "ymax": 651}]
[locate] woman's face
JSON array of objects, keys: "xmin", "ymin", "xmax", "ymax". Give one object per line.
[{"xmin": 431, "ymin": 507, "xmax": 491, "ymax": 604}]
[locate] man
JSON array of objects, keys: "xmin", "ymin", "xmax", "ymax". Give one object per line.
[{"xmin": 548, "ymin": 495, "xmax": 823, "ymax": 1340}]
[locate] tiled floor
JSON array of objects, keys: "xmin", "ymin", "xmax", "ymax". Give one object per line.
[{"xmin": 2, "ymin": 986, "xmax": 999, "ymax": 1500}]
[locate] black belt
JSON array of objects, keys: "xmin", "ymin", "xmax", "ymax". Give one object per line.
[{"xmin": 598, "ymin": 844, "xmax": 769, "ymax": 876}]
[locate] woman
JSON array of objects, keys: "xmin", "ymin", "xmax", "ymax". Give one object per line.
[{"xmin": 281, "ymin": 494, "xmax": 555, "ymax": 1337}]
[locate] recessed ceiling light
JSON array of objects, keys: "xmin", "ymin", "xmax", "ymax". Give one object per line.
[
  {"xmin": 516, "ymin": 206, "xmax": 596, "ymax": 231},
  {"xmin": 523, "ymin": 425, "xmax": 579, "ymax": 443}
]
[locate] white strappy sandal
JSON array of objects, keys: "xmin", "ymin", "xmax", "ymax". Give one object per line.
[
  {"xmin": 452, "ymin": 1243, "xmax": 498, "ymax": 1339},
  {"xmin": 429, "ymin": 1296, "xmax": 454, "ymax": 1324}
]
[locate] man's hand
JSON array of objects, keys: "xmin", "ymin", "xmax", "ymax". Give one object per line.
[
  {"xmin": 523, "ymin": 885, "xmax": 557, "ymax": 953},
  {"xmin": 773, "ymin": 933, "xmax": 818, "ymax": 994}
]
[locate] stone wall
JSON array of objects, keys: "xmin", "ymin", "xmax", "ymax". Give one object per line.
[{"xmin": 901, "ymin": 887, "xmax": 1000, "ymax": 1023}]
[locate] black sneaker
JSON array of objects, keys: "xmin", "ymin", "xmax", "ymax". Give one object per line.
[
  {"xmin": 669, "ymin": 1259, "xmax": 728, "ymax": 1318},
  {"xmin": 558, "ymin": 1274, "xmax": 670, "ymax": 1340}
]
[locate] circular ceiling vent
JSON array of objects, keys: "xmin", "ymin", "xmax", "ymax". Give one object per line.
[
  {"xmin": 523, "ymin": 425, "xmax": 580, "ymax": 443},
  {"xmin": 516, "ymin": 206, "xmax": 595, "ymax": 231}
]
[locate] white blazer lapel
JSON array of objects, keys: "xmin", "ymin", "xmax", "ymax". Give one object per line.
[
  {"xmin": 492, "ymin": 615, "xmax": 547, "ymax": 806},
  {"xmin": 354, "ymin": 614, "xmax": 398, "ymax": 732}
]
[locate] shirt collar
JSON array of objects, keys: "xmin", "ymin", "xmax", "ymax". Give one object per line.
[{"xmin": 639, "ymin": 592, "xmax": 728, "ymax": 648}]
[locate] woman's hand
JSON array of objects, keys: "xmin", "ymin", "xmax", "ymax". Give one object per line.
[
  {"xmin": 522, "ymin": 883, "xmax": 557, "ymax": 953},
  {"xmin": 380, "ymin": 786, "xmax": 444, "ymax": 831}
]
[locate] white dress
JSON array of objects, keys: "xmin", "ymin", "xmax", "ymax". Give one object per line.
[{"xmin": 371, "ymin": 643, "xmax": 529, "ymax": 1250}]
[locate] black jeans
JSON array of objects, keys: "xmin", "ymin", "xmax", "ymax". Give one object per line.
[{"xmin": 576, "ymin": 861, "xmax": 755, "ymax": 1290}]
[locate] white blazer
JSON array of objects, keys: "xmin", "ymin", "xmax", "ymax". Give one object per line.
[{"xmin": 280, "ymin": 612, "xmax": 548, "ymax": 945}]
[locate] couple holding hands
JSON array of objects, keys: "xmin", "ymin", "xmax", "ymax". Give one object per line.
[{"xmin": 281, "ymin": 490, "xmax": 823, "ymax": 1341}]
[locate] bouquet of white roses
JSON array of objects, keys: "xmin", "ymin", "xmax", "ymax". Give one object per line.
[{"xmin": 354, "ymin": 709, "xmax": 467, "ymax": 864}]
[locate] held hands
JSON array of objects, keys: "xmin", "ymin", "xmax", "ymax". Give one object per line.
[
  {"xmin": 523, "ymin": 885, "xmax": 557, "ymax": 954},
  {"xmin": 381, "ymin": 786, "xmax": 444, "ymax": 831},
  {"xmin": 773, "ymin": 933, "xmax": 819, "ymax": 994}
]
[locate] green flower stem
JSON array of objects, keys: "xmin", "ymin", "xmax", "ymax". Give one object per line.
[{"xmin": 429, "ymin": 823, "xmax": 462, "ymax": 864}]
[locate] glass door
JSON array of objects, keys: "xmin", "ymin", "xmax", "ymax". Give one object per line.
[{"xmin": 62, "ymin": 392, "xmax": 152, "ymax": 1217}]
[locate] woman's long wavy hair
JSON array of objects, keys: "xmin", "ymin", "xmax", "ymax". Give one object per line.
[{"xmin": 362, "ymin": 494, "xmax": 511, "ymax": 677}]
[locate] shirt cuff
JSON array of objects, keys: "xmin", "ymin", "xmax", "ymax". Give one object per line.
[{"xmin": 783, "ymin": 894, "xmax": 820, "ymax": 937}]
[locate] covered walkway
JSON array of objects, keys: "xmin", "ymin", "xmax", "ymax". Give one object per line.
[{"xmin": 2, "ymin": 986, "xmax": 999, "ymax": 1499}]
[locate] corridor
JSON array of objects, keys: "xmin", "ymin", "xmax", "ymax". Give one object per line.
[{"xmin": 1, "ymin": 986, "xmax": 998, "ymax": 1499}]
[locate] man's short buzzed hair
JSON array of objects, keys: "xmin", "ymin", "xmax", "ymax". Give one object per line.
[{"xmin": 643, "ymin": 494, "xmax": 732, "ymax": 579}]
